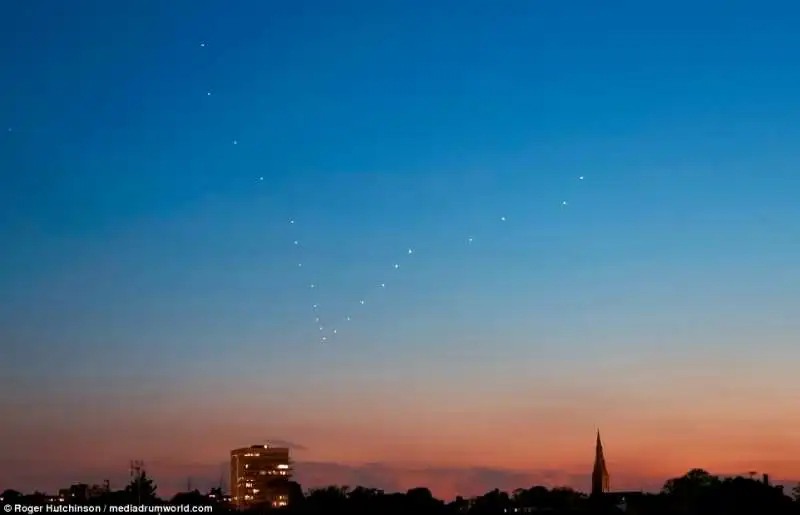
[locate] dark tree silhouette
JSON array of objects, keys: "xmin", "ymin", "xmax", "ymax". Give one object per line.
[
  {"xmin": 405, "ymin": 486, "xmax": 444, "ymax": 512},
  {"xmin": 26, "ymin": 491, "xmax": 48, "ymax": 504},
  {"xmin": 447, "ymin": 495, "xmax": 469, "ymax": 513},
  {"xmin": 124, "ymin": 470, "xmax": 158, "ymax": 504},
  {"xmin": 346, "ymin": 485, "xmax": 382, "ymax": 513},
  {"xmin": 549, "ymin": 486, "xmax": 586, "ymax": 512},
  {"xmin": 1, "ymin": 489, "xmax": 22, "ymax": 502},
  {"xmin": 662, "ymin": 468, "xmax": 720, "ymax": 495},
  {"xmin": 170, "ymin": 489, "xmax": 211, "ymax": 506},
  {"xmin": 304, "ymin": 485, "xmax": 348, "ymax": 512},
  {"xmin": 471, "ymin": 488, "xmax": 511, "ymax": 514}
]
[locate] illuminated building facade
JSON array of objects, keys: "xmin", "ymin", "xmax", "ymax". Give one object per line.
[{"xmin": 230, "ymin": 445, "xmax": 292, "ymax": 508}]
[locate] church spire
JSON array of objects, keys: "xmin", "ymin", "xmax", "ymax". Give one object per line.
[{"xmin": 592, "ymin": 430, "xmax": 610, "ymax": 495}]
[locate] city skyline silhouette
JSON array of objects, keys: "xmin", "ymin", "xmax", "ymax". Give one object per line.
[
  {"xmin": 3, "ymin": 432, "xmax": 799, "ymax": 502},
  {"xmin": 3, "ymin": 434, "xmax": 799, "ymax": 514}
]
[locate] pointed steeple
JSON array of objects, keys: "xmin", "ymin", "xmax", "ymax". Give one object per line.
[{"xmin": 592, "ymin": 430, "xmax": 610, "ymax": 495}]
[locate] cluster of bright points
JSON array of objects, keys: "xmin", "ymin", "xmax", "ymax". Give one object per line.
[
  {"xmin": 281, "ymin": 172, "xmax": 584, "ymax": 344},
  {"xmin": 275, "ymin": 178, "xmax": 583, "ymax": 344},
  {"xmin": 195, "ymin": 41, "xmax": 585, "ymax": 345}
]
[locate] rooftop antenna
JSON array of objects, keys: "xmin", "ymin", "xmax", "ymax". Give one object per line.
[{"xmin": 129, "ymin": 460, "xmax": 144, "ymax": 504}]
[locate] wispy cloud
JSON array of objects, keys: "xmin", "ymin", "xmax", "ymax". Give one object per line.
[
  {"xmin": 265, "ymin": 439, "xmax": 309, "ymax": 451},
  {"xmin": 292, "ymin": 462, "xmax": 651, "ymax": 498}
]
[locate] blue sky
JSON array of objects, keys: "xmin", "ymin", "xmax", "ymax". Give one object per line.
[{"xmin": 1, "ymin": 0, "xmax": 799, "ymax": 496}]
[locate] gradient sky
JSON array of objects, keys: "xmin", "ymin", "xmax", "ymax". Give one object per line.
[{"xmin": 2, "ymin": 0, "xmax": 800, "ymax": 499}]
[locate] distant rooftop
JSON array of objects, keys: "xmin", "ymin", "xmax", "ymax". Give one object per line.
[{"xmin": 231, "ymin": 443, "xmax": 291, "ymax": 453}]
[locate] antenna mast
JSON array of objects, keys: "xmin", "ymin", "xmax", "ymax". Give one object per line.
[{"xmin": 129, "ymin": 460, "xmax": 145, "ymax": 504}]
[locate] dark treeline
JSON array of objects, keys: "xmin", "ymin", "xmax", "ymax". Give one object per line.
[{"xmin": 3, "ymin": 468, "xmax": 800, "ymax": 514}]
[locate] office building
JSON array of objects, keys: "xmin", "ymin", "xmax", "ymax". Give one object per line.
[{"xmin": 230, "ymin": 444, "xmax": 292, "ymax": 508}]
